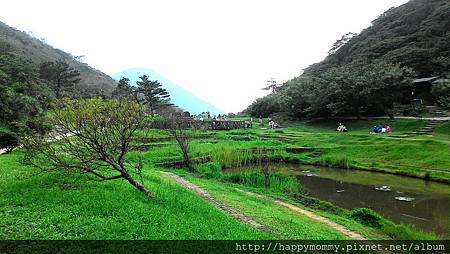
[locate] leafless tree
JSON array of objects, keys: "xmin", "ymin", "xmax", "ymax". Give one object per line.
[
  {"xmin": 168, "ymin": 116, "xmax": 193, "ymax": 172},
  {"xmin": 161, "ymin": 110, "xmax": 194, "ymax": 172}
]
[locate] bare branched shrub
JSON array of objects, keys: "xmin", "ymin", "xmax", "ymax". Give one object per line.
[{"xmin": 166, "ymin": 115, "xmax": 193, "ymax": 172}]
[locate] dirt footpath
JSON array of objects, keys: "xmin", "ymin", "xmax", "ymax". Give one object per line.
[{"xmin": 162, "ymin": 171, "xmax": 268, "ymax": 231}]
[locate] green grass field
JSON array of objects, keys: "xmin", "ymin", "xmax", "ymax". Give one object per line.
[
  {"xmin": 0, "ymin": 118, "xmax": 448, "ymax": 240},
  {"xmin": 140, "ymin": 118, "xmax": 450, "ymax": 182},
  {"xmin": 0, "ymin": 152, "xmax": 270, "ymax": 239}
]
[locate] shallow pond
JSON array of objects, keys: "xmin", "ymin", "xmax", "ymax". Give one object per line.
[{"xmin": 227, "ymin": 164, "xmax": 450, "ymax": 237}]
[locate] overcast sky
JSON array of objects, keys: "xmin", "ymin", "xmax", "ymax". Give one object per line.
[{"xmin": 0, "ymin": 0, "xmax": 409, "ymax": 113}]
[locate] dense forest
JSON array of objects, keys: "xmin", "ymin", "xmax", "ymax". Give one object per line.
[
  {"xmin": 0, "ymin": 22, "xmax": 129, "ymax": 145},
  {"xmin": 246, "ymin": 0, "xmax": 450, "ymax": 118}
]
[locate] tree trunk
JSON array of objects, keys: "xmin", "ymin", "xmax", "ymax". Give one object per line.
[
  {"xmin": 260, "ymin": 157, "xmax": 271, "ymax": 188},
  {"xmin": 122, "ymin": 172, "xmax": 153, "ymax": 197},
  {"xmin": 181, "ymin": 145, "xmax": 193, "ymax": 172}
]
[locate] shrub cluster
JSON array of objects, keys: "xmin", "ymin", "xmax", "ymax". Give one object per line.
[{"xmin": 0, "ymin": 130, "xmax": 18, "ymax": 153}]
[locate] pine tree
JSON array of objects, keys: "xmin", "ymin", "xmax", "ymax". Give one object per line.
[
  {"xmin": 39, "ymin": 60, "xmax": 81, "ymax": 98},
  {"xmin": 135, "ymin": 75, "xmax": 170, "ymax": 114},
  {"xmin": 112, "ymin": 77, "xmax": 134, "ymax": 100}
]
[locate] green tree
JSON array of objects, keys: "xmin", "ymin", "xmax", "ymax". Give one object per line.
[
  {"xmin": 314, "ymin": 61, "xmax": 413, "ymax": 118},
  {"xmin": 0, "ymin": 130, "xmax": 18, "ymax": 153},
  {"xmin": 328, "ymin": 32, "xmax": 357, "ymax": 55},
  {"xmin": 310, "ymin": 61, "xmax": 414, "ymax": 119},
  {"xmin": 23, "ymin": 99, "xmax": 153, "ymax": 197},
  {"xmin": 135, "ymin": 75, "xmax": 170, "ymax": 113},
  {"xmin": 247, "ymin": 61, "xmax": 414, "ymax": 119},
  {"xmin": 112, "ymin": 77, "xmax": 134, "ymax": 100},
  {"xmin": 0, "ymin": 54, "xmax": 54, "ymax": 122},
  {"xmin": 39, "ymin": 60, "xmax": 81, "ymax": 98},
  {"xmin": 431, "ymin": 74, "xmax": 450, "ymax": 108},
  {"xmin": 247, "ymin": 95, "xmax": 280, "ymax": 118}
]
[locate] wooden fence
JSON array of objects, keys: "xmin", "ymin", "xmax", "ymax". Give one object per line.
[{"xmin": 150, "ymin": 118, "xmax": 251, "ymax": 130}]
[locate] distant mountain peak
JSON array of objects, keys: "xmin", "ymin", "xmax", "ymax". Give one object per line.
[{"xmin": 112, "ymin": 68, "xmax": 225, "ymax": 115}]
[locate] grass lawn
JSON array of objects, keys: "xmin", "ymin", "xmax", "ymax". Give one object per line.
[
  {"xmin": 0, "ymin": 152, "xmax": 270, "ymax": 239},
  {"xmin": 160, "ymin": 118, "xmax": 450, "ymax": 182},
  {"xmin": 281, "ymin": 119, "xmax": 450, "ymax": 182},
  {"xmin": 0, "ymin": 118, "xmax": 447, "ymax": 240},
  {"xmin": 435, "ymin": 122, "xmax": 450, "ymax": 139}
]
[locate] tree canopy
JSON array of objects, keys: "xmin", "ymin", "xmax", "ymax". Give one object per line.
[
  {"xmin": 23, "ymin": 99, "xmax": 153, "ymax": 196},
  {"xmin": 112, "ymin": 77, "xmax": 134, "ymax": 100},
  {"xmin": 39, "ymin": 60, "xmax": 81, "ymax": 98},
  {"xmin": 247, "ymin": 61, "xmax": 414, "ymax": 118},
  {"xmin": 135, "ymin": 75, "xmax": 171, "ymax": 113},
  {"xmin": 0, "ymin": 54, "xmax": 54, "ymax": 122}
]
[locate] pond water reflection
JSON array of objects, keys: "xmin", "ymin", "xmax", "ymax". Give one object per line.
[{"xmin": 227, "ymin": 164, "xmax": 450, "ymax": 237}]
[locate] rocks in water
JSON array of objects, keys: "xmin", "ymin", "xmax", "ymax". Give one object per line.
[
  {"xmin": 375, "ymin": 185, "xmax": 391, "ymax": 191},
  {"xmin": 395, "ymin": 196, "xmax": 415, "ymax": 202}
]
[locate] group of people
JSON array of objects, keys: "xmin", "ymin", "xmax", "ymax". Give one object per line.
[
  {"xmin": 257, "ymin": 116, "xmax": 280, "ymax": 129},
  {"xmin": 268, "ymin": 118, "xmax": 280, "ymax": 129},
  {"xmin": 336, "ymin": 123, "xmax": 348, "ymax": 132},
  {"xmin": 371, "ymin": 124, "xmax": 392, "ymax": 134},
  {"xmin": 212, "ymin": 114, "xmax": 227, "ymax": 121},
  {"xmin": 336, "ymin": 123, "xmax": 393, "ymax": 134}
]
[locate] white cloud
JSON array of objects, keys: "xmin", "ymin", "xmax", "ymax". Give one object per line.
[{"xmin": 0, "ymin": 0, "xmax": 409, "ymax": 112}]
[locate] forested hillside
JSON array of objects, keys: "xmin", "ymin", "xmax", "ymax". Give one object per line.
[
  {"xmin": 0, "ymin": 20, "xmax": 119, "ymax": 137},
  {"xmin": 0, "ymin": 21, "xmax": 116, "ymax": 94},
  {"xmin": 305, "ymin": 0, "xmax": 450, "ymax": 77},
  {"xmin": 246, "ymin": 0, "xmax": 450, "ymax": 118}
]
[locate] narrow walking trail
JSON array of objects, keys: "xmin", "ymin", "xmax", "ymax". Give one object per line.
[
  {"xmin": 161, "ymin": 171, "xmax": 268, "ymax": 231},
  {"xmin": 233, "ymin": 188, "xmax": 367, "ymax": 240},
  {"xmin": 0, "ymin": 133, "xmax": 74, "ymax": 155},
  {"xmin": 162, "ymin": 171, "xmax": 367, "ymax": 240}
]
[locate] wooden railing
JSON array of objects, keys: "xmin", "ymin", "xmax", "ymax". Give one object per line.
[{"xmin": 150, "ymin": 118, "xmax": 252, "ymax": 130}]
